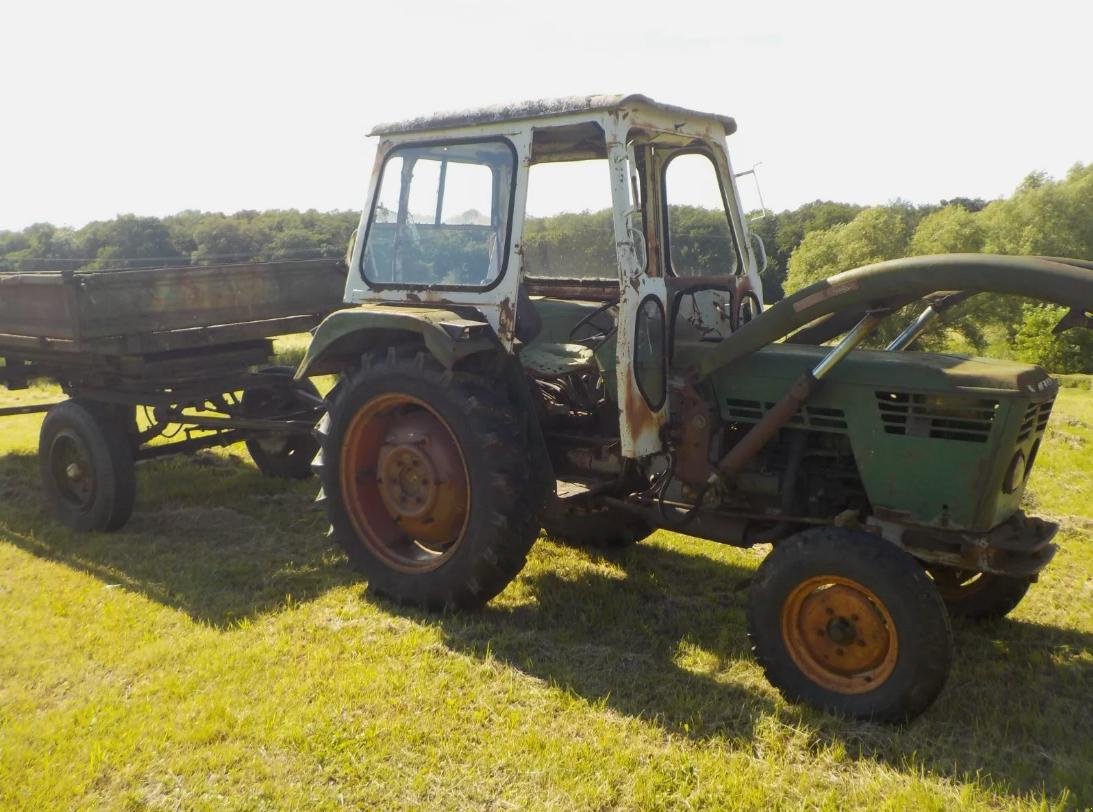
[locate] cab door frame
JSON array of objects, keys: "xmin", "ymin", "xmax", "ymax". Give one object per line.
[{"xmin": 605, "ymin": 116, "xmax": 669, "ymax": 459}]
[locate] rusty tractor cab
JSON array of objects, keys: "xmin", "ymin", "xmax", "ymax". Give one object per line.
[{"xmin": 299, "ymin": 95, "xmax": 1093, "ymax": 722}]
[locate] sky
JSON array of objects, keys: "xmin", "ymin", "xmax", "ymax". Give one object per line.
[{"xmin": 1, "ymin": 0, "xmax": 1090, "ymax": 232}]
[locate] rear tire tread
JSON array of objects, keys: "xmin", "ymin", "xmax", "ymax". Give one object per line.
[{"xmin": 319, "ymin": 350, "xmax": 542, "ymax": 610}]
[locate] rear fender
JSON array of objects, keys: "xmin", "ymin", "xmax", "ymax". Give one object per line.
[{"xmin": 294, "ymin": 304, "xmax": 499, "ymax": 378}]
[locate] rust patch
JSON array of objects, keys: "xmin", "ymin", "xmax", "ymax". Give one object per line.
[
  {"xmin": 793, "ymin": 281, "xmax": 860, "ymax": 313},
  {"xmin": 670, "ymin": 382, "xmax": 714, "ymax": 486},
  {"xmin": 621, "ymin": 369, "xmax": 658, "ymax": 438},
  {"xmin": 872, "ymin": 505, "xmax": 914, "ymax": 523},
  {"xmin": 497, "ymin": 294, "xmax": 516, "ymax": 342}
]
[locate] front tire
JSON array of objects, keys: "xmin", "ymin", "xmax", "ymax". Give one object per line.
[
  {"xmin": 748, "ymin": 527, "xmax": 953, "ymax": 723},
  {"xmin": 315, "ymin": 350, "xmax": 541, "ymax": 610},
  {"xmin": 39, "ymin": 399, "xmax": 137, "ymax": 532}
]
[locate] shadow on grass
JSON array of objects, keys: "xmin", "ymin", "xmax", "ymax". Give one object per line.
[
  {"xmin": 2, "ymin": 446, "xmax": 1090, "ymax": 803},
  {"xmin": 0, "ymin": 450, "xmax": 356, "ymax": 626},
  {"xmin": 423, "ymin": 542, "xmax": 1092, "ymax": 806}
]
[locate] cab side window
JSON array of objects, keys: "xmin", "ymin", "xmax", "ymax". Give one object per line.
[{"xmin": 663, "ymin": 152, "xmax": 739, "ymax": 278}]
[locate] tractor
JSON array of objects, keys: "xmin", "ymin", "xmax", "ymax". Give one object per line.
[{"xmin": 296, "ymin": 95, "xmax": 1093, "ymax": 722}]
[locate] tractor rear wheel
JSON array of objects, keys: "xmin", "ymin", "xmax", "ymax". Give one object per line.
[
  {"xmin": 747, "ymin": 527, "xmax": 953, "ymax": 723},
  {"xmin": 926, "ymin": 566, "xmax": 1032, "ymax": 620},
  {"xmin": 315, "ymin": 350, "xmax": 541, "ymax": 610}
]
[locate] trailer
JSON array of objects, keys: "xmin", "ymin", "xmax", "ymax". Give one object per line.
[{"xmin": 0, "ymin": 259, "xmax": 346, "ymax": 531}]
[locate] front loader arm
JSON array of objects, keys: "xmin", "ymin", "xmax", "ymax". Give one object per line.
[{"xmin": 692, "ymin": 254, "xmax": 1093, "ymax": 381}]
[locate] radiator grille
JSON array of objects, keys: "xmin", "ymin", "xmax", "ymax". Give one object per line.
[
  {"xmin": 724, "ymin": 398, "xmax": 847, "ymax": 431},
  {"xmin": 875, "ymin": 391, "xmax": 998, "ymax": 443}
]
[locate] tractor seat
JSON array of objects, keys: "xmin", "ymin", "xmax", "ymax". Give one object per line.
[{"xmin": 520, "ymin": 342, "xmax": 597, "ymax": 379}]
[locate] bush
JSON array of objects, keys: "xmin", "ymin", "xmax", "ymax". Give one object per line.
[{"xmin": 1013, "ymin": 305, "xmax": 1093, "ymax": 373}]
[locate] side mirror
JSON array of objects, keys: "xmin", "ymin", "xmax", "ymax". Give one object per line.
[
  {"xmin": 344, "ymin": 228, "xmax": 358, "ymax": 268},
  {"xmin": 749, "ymin": 232, "xmax": 768, "ymax": 274}
]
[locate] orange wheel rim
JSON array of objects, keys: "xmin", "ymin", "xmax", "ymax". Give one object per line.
[
  {"xmin": 340, "ymin": 393, "xmax": 470, "ymax": 573},
  {"xmin": 781, "ymin": 575, "xmax": 899, "ymax": 694}
]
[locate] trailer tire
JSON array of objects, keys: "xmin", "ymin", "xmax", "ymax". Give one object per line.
[
  {"xmin": 747, "ymin": 527, "xmax": 953, "ymax": 723},
  {"xmin": 541, "ymin": 502, "xmax": 653, "ymax": 548},
  {"xmin": 39, "ymin": 400, "xmax": 137, "ymax": 532},
  {"xmin": 926, "ymin": 566, "xmax": 1032, "ymax": 620},
  {"xmin": 315, "ymin": 350, "xmax": 541, "ymax": 610},
  {"xmin": 242, "ymin": 367, "xmax": 322, "ymax": 480}
]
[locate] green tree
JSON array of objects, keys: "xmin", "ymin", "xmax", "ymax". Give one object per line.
[
  {"xmin": 908, "ymin": 205, "xmax": 985, "ymax": 255},
  {"xmin": 1013, "ymin": 304, "xmax": 1093, "ymax": 373},
  {"xmin": 190, "ymin": 217, "xmax": 257, "ymax": 265},
  {"xmin": 785, "ymin": 207, "xmax": 910, "ymax": 294},
  {"xmin": 748, "ymin": 200, "xmax": 863, "ymax": 302},
  {"xmin": 980, "ymin": 163, "xmax": 1093, "ymax": 258},
  {"xmin": 81, "ymin": 215, "xmax": 184, "ymax": 269}
]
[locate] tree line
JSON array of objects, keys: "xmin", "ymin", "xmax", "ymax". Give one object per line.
[
  {"xmin": 775, "ymin": 164, "xmax": 1092, "ymax": 372},
  {"xmin": 1, "ymin": 164, "xmax": 1089, "ymax": 371},
  {"xmin": 0, "ymin": 209, "xmax": 359, "ymax": 272}
]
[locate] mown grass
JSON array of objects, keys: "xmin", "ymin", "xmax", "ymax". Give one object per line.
[{"xmin": 0, "ymin": 378, "xmax": 1090, "ymax": 810}]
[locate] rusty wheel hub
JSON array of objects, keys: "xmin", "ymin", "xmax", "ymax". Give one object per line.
[
  {"xmin": 50, "ymin": 431, "xmax": 95, "ymax": 509},
  {"xmin": 340, "ymin": 394, "xmax": 469, "ymax": 573},
  {"xmin": 782, "ymin": 576, "xmax": 898, "ymax": 694},
  {"xmin": 377, "ymin": 422, "xmax": 443, "ymax": 520}
]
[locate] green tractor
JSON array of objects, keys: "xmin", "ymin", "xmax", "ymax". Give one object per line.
[{"xmin": 297, "ymin": 95, "xmax": 1092, "ymax": 722}]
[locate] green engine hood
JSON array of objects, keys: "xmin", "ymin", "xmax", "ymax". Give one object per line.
[{"xmin": 680, "ymin": 342, "xmax": 1057, "ymax": 398}]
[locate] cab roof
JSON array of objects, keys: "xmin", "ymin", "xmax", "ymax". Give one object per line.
[{"xmin": 368, "ymin": 94, "xmax": 737, "ymax": 137}]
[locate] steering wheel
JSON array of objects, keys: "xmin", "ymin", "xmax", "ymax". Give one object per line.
[{"xmin": 568, "ymin": 299, "xmax": 619, "ymax": 345}]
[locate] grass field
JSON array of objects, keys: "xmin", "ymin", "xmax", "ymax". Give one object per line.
[{"xmin": 0, "ymin": 375, "xmax": 1090, "ymax": 810}]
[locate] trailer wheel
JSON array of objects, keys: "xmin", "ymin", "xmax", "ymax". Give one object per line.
[
  {"xmin": 748, "ymin": 527, "xmax": 953, "ymax": 723},
  {"xmin": 541, "ymin": 502, "xmax": 653, "ymax": 548},
  {"xmin": 315, "ymin": 350, "xmax": 541, "ymax": 610},
  {"xmin": 926, "ymin": 566, "xmax": 1032, "ymax": 620},
  {"xmin": 242, "ymin": 367, "xmax": 322, "ymax": 479},
  {"xmin": 39, "ymin": 400, "xmax": 137, "ymax": 532}
]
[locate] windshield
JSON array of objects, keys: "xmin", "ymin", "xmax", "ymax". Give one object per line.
[
  {"xmin": 362, "ymin": 139, "xmax": 516, "ymax": 288},
  {"xmin": 663, "ymin": 151, "xmax": 740, "ymax": 278}
]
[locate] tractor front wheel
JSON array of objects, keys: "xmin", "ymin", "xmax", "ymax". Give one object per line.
[
  {"xmin": 747, "ymin": 527, "xmax": 953, "ymax": 722},
  {"xmin": 315, "ymin": 350, "xmax": 541, "ymax": 610}
]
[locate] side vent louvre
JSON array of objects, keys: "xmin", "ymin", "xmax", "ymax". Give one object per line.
[
  {"xmin": 725, "ymin": 398, "xmax": 764, "ymax": 422},
  {"xmin": 876, "ymin": 391, "xmax": 998, "ymax": 443},
  {"xmin": 1017, "ymin": 402, "xmax": 1038, "ymax": 442},
  {"xmin": 1035, "ymin": 398, "xmax": 1054, "ymax": 435},
  {"xmin": 765, "ymin": 403, "xmax": 848, "ymax": 431},
  {"xmin": 1016, "ymin": 398, "xmax": 1054, "ymax": 442},
  {"xmin": 725, "ymin": 399, "xmax": 847, "ymax": 432}
]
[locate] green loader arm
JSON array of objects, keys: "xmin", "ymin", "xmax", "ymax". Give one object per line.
[{"xmin": 694, "ymin": 254, "xmax": 1093, "ymax": 380}]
